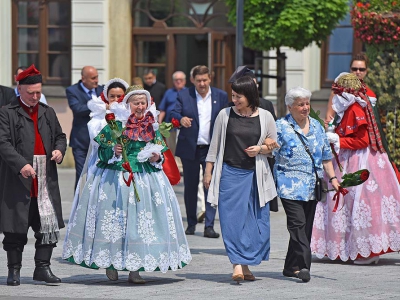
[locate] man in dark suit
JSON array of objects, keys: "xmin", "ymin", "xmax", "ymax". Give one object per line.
[
  {"xmin": 0, "ymin": 85, "xmax": 17, "ymax": 107},
  {"xmin": 171, "ymin": 65, "xmax": 228, "ymax": 238},
  {"xmin": 143, "ymin": 68, "xmax": 166, "ymax": 107},
  {"xmin": 66, "ymin": 66, "xmax": 103, "ymax": 188},
  {"xmin": 228, "ymin": 66, "xmax": 279, "ymax": 212}
]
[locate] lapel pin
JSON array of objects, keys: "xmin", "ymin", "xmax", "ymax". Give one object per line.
[{"xmin": 213, "ymin": 101, "xmax": 216, "ymax": 103}]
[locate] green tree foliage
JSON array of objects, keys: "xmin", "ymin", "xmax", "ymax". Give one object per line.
[{"xmin": 224, "ymin": 0, "xmax": 349, "ymax": 51}]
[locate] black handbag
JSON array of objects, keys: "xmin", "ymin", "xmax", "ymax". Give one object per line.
[{"xmin": 290, "ymin": 124, "xmax": 328, "ymax": 202}]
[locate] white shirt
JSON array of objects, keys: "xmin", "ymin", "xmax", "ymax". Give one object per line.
[{"xmin": 196, "ymin": 87, "xmax": 212, "ymax": 145}]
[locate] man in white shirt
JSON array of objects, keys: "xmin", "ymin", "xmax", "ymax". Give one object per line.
[{"xmin": 170, "ymin": 65, "xmax": 228, "ymax": 238}]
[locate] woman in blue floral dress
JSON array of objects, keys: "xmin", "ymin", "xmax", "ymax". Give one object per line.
[{"xmin": 62, "ymin": 86, "xmax": 191, "ymax": 284}]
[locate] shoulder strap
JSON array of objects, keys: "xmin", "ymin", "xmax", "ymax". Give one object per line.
[{"xmin": 290, "ymin": 123, "xmax": 319, "ymax": 179}]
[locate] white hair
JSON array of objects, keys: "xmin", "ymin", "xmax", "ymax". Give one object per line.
[
  {"xmin": 172, "ymin": 71, "xmax": 186, "ymax": 80},
  {"xmin": 285, "ymin": 87, "xmax": 312, "ymax": 106}
]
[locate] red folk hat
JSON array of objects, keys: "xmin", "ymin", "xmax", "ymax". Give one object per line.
[{"xmin": 16, "ymin": 64, "xmax": 42, "ymax": 85}]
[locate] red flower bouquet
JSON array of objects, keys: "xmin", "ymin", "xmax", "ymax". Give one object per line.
[
  {"xmin": 105, "ymin": 112, "xmax": 140, "ymax": 201},
  {"xmin": 159, "ymin": 118, "xmax": 180, "ymax": 138},
  {"xmin": 331, "ymin": 169, "xmax": 370, "ymax": 212}
]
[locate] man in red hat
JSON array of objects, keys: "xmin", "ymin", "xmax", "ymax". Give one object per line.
[{"xmin": 0, "ymin": 64, "xmax": 67, "ymax": 286}]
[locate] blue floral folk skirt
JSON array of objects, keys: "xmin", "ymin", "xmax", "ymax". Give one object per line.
[
  {"xmin": 62, "ymin": 167, "xmax": 192, "ymax": 273},
  {"xmin": 218, "ymin": 163, "xmax": 270, "ymax": 265}
]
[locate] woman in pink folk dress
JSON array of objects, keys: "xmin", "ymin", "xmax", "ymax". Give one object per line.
[{"xmin": 311, "ymin": 73, "xmax": 400, "ymax": 264}]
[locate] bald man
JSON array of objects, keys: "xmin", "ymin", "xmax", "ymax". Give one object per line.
[{"xmin": 66, "ymin": 66, "xmax": 104, "ymax": 188}]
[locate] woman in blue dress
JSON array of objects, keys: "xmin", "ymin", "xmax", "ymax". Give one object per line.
[
  {"xmin": 62, "ymin": 85, "xmax": 191, "ymax": 284},
  {"xmin": 204, "ymin": 76, "xmax": 278, "ymax": 283}
]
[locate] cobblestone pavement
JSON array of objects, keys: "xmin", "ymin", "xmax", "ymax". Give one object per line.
[{"xmin": 0, "ymin": 168, "xmax": 399, "ymax": 300}]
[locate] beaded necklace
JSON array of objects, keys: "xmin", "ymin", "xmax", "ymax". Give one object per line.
[{"xmin": 234, "ymin": 107, "xmax": 258, "ymax": 118}]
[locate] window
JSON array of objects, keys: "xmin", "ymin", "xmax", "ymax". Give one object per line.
[
  {"xmin": 320, "ymin": 12, "xmax": 362, "ymax": 88},
  {"xmin": 12, "ymin": 0, "xmax": 71, "ymax": 85}
]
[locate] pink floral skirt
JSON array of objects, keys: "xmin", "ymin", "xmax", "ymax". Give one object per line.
[{"xmin": 311, "ymin": 146, "xmax": 400, "ymax": 261}]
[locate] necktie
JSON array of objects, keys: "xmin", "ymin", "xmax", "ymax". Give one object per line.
[{"xmin": 88, "ymin": 90, "xmax": 93, "ymax": 99}]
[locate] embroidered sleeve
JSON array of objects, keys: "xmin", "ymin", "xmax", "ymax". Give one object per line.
[
  {"xmin": 336, "ymin": 104, "xmax": 369, "ymax": 150},
  {"xmin": 152, "ymin": 130, "xmax": 168, "ymax": 152}
]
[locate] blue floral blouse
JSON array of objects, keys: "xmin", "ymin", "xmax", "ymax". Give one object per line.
[{"xmin": 273, "ymin": 114, "xmax": 332, "ymax": 201}]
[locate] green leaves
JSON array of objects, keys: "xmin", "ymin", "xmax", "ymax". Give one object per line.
[{"xmin": 225, "ymin": 0, "xmax": 349, "ymax": 51}]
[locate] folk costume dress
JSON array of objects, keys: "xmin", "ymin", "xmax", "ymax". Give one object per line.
[
  {"xmin": 62, "ymin": 90, "xmax": 191, "ymax": 273},
  {"xmin": 311, "ymin": 77, "xmax": 400, "ymax": 261}
]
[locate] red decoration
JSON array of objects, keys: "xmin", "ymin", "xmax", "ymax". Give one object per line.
[
  {"xmin": 360, "ymin": 170, "xmax": 370, "ymax": 181},
  {"xmin": 105, "ymin": 113, "xmax": 116, "ymax": 121},
  {"xmin": 332, "ymin": 187, "xmax": 350, "ymax": 212},
  {"xmin": 171, "ymin": 118, "xmax": 180, "ymax": 128},
  {"xmin": 15, "ymin": 64, "xmax": 41, "ymax": 81},
  {"xmin": 100, "ymin": 92, "xmax": 109, "ymax": 104},
  {"xmin": 351, "ymin": 2, "xmax": 400, "ymax": 46},
  {"xmin": 162, "ymin": 138, "xmax": 181, "ymax": 185}
]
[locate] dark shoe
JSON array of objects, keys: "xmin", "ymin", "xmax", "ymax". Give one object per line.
[
  {"xmin": 185, "ymin": 225, "xmax": 195, "ymax": 235},
  {"xmin": 204, "ymin": 227, "xmax": 220, "ymax": 238},
  {"xmin": 6, "ymin": 250, "xmax": 22, "ymax": 286},
  {"xmin": 33, "ymin": 246, "xmax": 61, "ymax": 284},
  {"xmin": 197, "ymin": 211, "xmax": 206, "ymax": 223},
  {"xmin": 282, "ymin": 269, "xmax": 298, "ymax": 278},
  {"xmin": 33, "ymin": 266, "xmax": 61, "ymax": 284},
  {"xmin": 7, "ymin": 267, "xmax": 21, "ymax": 286},
  {"xmin": 297, "ymin": 268, "xmax": 311, "ymax": 283}
]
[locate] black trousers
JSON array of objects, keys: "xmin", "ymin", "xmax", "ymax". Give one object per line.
[
  {"xmin": 180, "ymin": 146, "xmax": 216, "ymax": 228},
  {"xmin": 3, "ymin": 198, "xmax": 57, "ymax": 252},
  {"xmin": 72, "ymin": 147, "xmax": 88, "ymax": 189},
  {"xmin": 281, "ymin": 198, "xmax": 317, "ymax": 271}
]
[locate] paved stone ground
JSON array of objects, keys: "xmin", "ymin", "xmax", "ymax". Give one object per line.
[{"xmin": 0, "ymin": 168, "xmax": 399, "ymax": 299}]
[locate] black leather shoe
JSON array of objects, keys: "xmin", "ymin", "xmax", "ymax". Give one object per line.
[
  {"xmin": 7, "ymin": 267, "xmax": 21, "ymax": 286},
  {"xmin": 185, "ymin": 225, "xmax": 195, "ymax": 235},
  {"xmin": 33, "ymin": 266, "xmax": 61, "ymax": 284},
  {"xmin": 282, "ymin": 269, "xmax": 298, "ymax": 278},
  {"xmin": 204, "ymin": 227, "xmax": 220, "ymax": 238},
  {"xmin": 297, "ymin": 268, "xmax": 311, "ymax": 282}
]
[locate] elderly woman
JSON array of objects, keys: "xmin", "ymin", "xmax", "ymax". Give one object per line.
[
  {"xmin": 204, "ymin": 76, "xmax": 278, "ymax": 283},
  {"xmin": 274, "ymin": 87, "xmax": 339, "ymax": 282},
  {"xmin": 63, "ymin": 85, "xmax": 191, "ymax": 284}
]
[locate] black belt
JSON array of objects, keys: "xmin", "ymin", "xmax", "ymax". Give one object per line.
[{"xmin": 197, "ymin": 144, "xmax": 209, "ymax": 149}]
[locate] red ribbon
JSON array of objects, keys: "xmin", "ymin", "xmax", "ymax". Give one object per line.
[
  {"xmin": 332, "ymin": 187, "xmax": 349, "ymax": 212},
  {"xmin": 122, "ymin": 161, "xmax": 134, "ymax": 187},
  {"xmin": 330, "ymin": 144, "xmax": 343, "ymax": 172}
]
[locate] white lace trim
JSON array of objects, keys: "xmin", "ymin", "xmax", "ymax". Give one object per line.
[{"xmin": 62, "ymin": 242, "xmax": 192, "ymax": 273}]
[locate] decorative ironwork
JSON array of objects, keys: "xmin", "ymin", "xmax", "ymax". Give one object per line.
[{"xmin": 132, "ymin": 0, "xmax": 228, "ymax": 28}]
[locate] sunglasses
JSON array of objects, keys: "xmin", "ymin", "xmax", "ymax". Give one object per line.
[{"xmin": 351, "ymin": 67, "xmax": 366, "ymax": 72}]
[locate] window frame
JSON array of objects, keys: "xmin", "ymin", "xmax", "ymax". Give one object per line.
[{"xmin": 11, "ymin": 0, "xmax": 71, "ymax": 85}]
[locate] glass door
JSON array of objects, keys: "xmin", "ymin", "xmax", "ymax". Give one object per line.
[{"xmin": 132, "ymin": 35, "xmax": 168, "ymax": 86}]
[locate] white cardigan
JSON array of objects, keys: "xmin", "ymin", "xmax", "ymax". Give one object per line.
[{"xmin": 206, "ymin": 107, "xmax": 277, "ymax": 208}]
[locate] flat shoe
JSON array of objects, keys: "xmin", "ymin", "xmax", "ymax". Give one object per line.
[
  {"xmin": 106, "ymin": 269, "xmax": 118, "ymax": 281},
  {"xmin": 128, "ymin": 271, "xmax": 146, "ymax": 284},
  {"xmin": 297, "ymin": 268, "xmax": 311, "ymax": 283},
  {"xmin": 354, "ymin": 256, "xmax": 379, "ymax": 265},
  {"xmin": 243, "ymin": 274, "xmax": 255, "ymax": 281},
  {"xmin": 282, "ymin": 269, "xmax": 298, "ymax": 278},
  {"xmin": 232, "ymin": 274, "xmax": 244, "ymax": 283}
]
